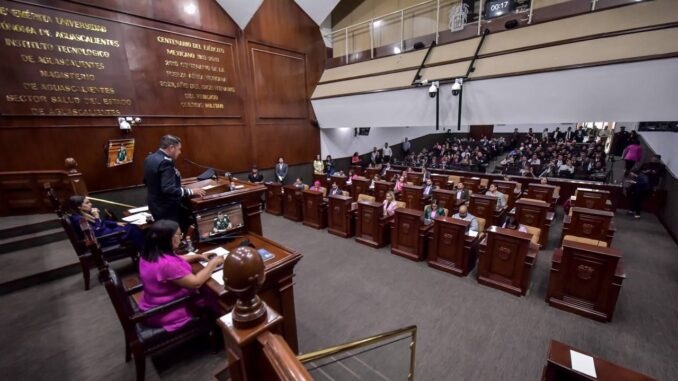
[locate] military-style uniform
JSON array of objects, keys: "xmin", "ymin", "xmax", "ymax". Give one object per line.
[{"xmin": 143, "ymin": 150, "xmax": 195, "ymax": 230}]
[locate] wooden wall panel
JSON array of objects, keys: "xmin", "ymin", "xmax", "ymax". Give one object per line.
[{"xmin": 0, "ymin": 0, "xmax": 324, "ymax": 191}]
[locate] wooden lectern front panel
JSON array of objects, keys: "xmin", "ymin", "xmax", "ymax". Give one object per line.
[
  {"xmin": 563, "ymin": 207, "xmax": 614, "ymax": 245},
  {"xmin": 547, "ymin": 242, "xmax": 624, "ymax": 322},
  {"xmin": 407, "ymin": 172, "xmax": 423, "ymax": 185},
  {"xmin": 469, "ymin": 194, "xmax": 497, "ymax": 226},
  {"xmin": 355, "ymin": 201, "xmax": 387, "ymax": 247},
  {"xmin": 402, "ymin": 185, "xmax": 424, "ymax": 210},
  {"xmin": 374, "ymin": 181, "xmax": 393, "ymax": 203},
  {"xmin": 432, "ymin": 189, "xmax": 459, "ymax": 214},
  {"xmin": 575, "ymin": 189, "xmax": 611, "ymax": 210},
  {"xmin": 430, "ymin": 174, "xmax": 449, "ymax": 190},
  {"xmin": 391, "ymin": 208, "xmax": 427, "ymax": 261},
  {"xmin": 461, "ymin": 177, "xmax": 481, "ymax": 193},
  {"xmin": 302, "ymin": 191, "xmax": 326, "ymax": 229},
  {"xmin": 478, "ymin": 227, "xmax": 535, "ymax": 296},
  {"xmin": 527, "ymin": 184, "xmax": 556, "ymax": 203},
  {"xmin": 428, "ymin": 217, "xmax": 473, "ymax": 276},
  {"xmin": 328, "ymin": 195, "xmax": 353, "ymax": 238},
  {"xmin": 283, "ymin": 185, "xmax": 303, "ymax": 222},
  {"xmin": 351, "ymin": 178, "xmax": 371, "ymax": 202},
  {"xmin": 330, "ymin": 175, "xmax": 347, "ymax": 191},
  {"xmin": 265, "ymin": 183, "xmax": 283, "ymax": 216}
]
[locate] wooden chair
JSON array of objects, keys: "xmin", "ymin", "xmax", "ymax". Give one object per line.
[
  {"xmin": 561, "ymin": 207, "xmax": 615, "ymax": 247},
  {"xmin": 57, "ymin": 211, "xmax": 138, "ymax": 290},
  {"xmin": 100, "ymin": 267, "xmax": 217, "ymax": 381},
  {"xmin": 357, "ymin": 193, "xmax": 375, "ymax": 202}
]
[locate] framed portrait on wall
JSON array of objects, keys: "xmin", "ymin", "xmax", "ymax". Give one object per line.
[{"xmin": 106, "ymin": 139, "xmax": 135, "ymax": 167}]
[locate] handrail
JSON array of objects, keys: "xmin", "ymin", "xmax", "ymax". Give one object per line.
[
  {"xmin": 86, "ymin": 196, "xmax": 137, "ymax": 209},
  {"xmin": 412, "ymin": 41, "xmax": 437, "ymax": 85},
  {"xmin": 297, "ymin": 325, "xmax": 417, "ymax": 380},
  {"xmin": 259, "ymin": 332, "xmax": 314, "ymax": 381}
]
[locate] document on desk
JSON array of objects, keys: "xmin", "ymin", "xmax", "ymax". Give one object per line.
[
  {"xmin": 570, "ymin": 350, "xmax": 597, "ymax": 378},
  {"xmin": 122, "ymin": 212, "xmax": 151, "ymax": 223},
  {"xmin": 468, "ymin": 230, "xmax": 478, "ymax": 238},
  {"xmin": 203, "ymin": 247, "xmax": 229, "ymax": 258},
  {"xmin": 128, "ymin": 206, "xmax": 148, "ymax": 214},
  {"xmin": 210, "ymin": 270, "xmax": 224, "ymax": 285}
]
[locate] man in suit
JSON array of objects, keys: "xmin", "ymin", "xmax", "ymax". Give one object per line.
[
  {"xmin": 454, "ymin": 182, "xmax": 470, "ymax": 203},
  {"xmin": 422, "ymin": 178, "xmax": 436, "ymax": 197},
  {"xmin": 328, "ymin": 182, "xmax": 343, "ymax": 196},
  {"xmin": 564, "ymin": 126, "xmax": 573, "ymax": 141},
  {"xmin": 247, "ymin": 166, "xmax": 263, "ymax": 183},
  {"xmin": 452, "ymin": 205, "xmax": 479, "ymax": 232},
  {"xmin": 143, "ymin": 135, "xmax": 205, "ymax": 231},
  {"xmin": 275, "ymin": 157, "xmax": 288, "ymax": 183}
]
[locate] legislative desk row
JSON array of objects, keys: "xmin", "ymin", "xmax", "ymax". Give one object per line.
[{"xmin": 264, "ymin": 180, "xmax": 624, "ymax": 323}]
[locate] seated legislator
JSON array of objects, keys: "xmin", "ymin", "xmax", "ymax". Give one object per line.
[
  {"xmin": 210, "ymin": 210, "xmax": 233, "ymax": 236},
  {"xmin": 422, "ymin": 178, "xmax": 437, "ymax": 197},
  {"xmin": 422, "ymin": 199, "xmax": 446, "ymax": 224},
  {"xmin": 310, "ymin": 180, "xmax": 323, "ymax": 192},
  {"xmin": 138, "ymin": 220, "xmax": 224, "ymax": 332},
  {"xmin": 452, "ymin": 205, "xmax": 479, "ymax": 233},
  {"xmin": 68, "ymin": 195, "xmax": 144, "ymax": 251},
  {"xmin": 369, "ymin": 174, "xmax": 381, "ymax": 190},
  {"xmin": 454, "ymin": 182, "xmax": 470, "ymax": 204},
  {"xmin": 394, "ymin": 175, "xmax": 406, "ymax": 194},
  {"xmin": 313, "ymin": 154, "xmax": 324, "ymax": 175},
  {"xmin": 293, "ymin": 177, "xmax": 306, "ymax": 190},
  {"xmin": 328, "ymin": 182, "xmax": 343, "ymax": 196},
  {"xmin": 247, "ymin": 166, "xmax": 264, "ymax": 183},
  {"xmin": 382, "ymin": 191, "xmax": 398, "ymax": 217},
  {"xmin": 485, "ymin": 184, "xmax": 507, "ymax": 211}
]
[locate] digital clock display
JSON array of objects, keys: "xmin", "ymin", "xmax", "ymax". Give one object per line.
[{"xmin": 485, "ymin": 0, "xmax": 515, "ymax": 19}]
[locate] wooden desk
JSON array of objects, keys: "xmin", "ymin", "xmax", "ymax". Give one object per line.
[
  {"xmin": 515, "ymin": 199, "xmax": 554, "ymax": 247},
  {"xmin": 385, "ymin": 169, "xmax": 401, "ymax": 182},
  {"xmin": 469, "ymin": 194, "xmax": 504, "ymax": 227},
  {"xmin": 427, "ymin": 217, "xmax": 481, "ymax": 276},
  {"xmin": 432, "ymin": 189, "xmax": 465, "ymax": 215},
  {"xmin": 492, "ymin": 180, "xmax": 520, "ymax": 208},
  {"xmin": 542, "ymin": 340, "xmax": 655, "ymax": 380},
  {"xmin": 477, "ymin": 226, "xmax": 538, "ymax": 296},
  {"xmin": 312, "ymin": 173, "xmax": 328, "ymax": 188},
  {"xmin": 328, "ymin": 195, "xmax": 355, "ymax": 238},
  {"xmin": 187, "ymin": 178, "xmax": 266, "ymax": 235},
  {"xmin": 355, "ymin": 201, "xmax": 391, "ymax": 248},
  {"xmin": 265, "ymin": 182, "xmax": 284, "ymax": 217},
  {"xmin": 351, "ymin": 177, "xmax": 371, "ymax": 202},
  {"xmin": 390, "ymin": 208, "xmax": 431, "ymax": 261},
  {"xmin": 330, "ymin": 175, "xmax": 348, "ymax": 191},
  {"xmin": 350, "ymin": 164, "xmax": 363, "ymax": 176},
  {"xmin": 561, "ymin": 207, "xmax": 616, "ymax": 248},
  {"xmin": 373, "ymin": 181, "xmax": 393, "ymax": 203},
  {"xmin": 302, "ymin": 190, "xmax": 327, "ymax": 229},
  {"xmin": 401, "ymin": 184, "xmax": 426, "ymax": 210},
  {"xmin": 283, "ymin": 185, "xmax": 303, "ymax": 222},
  {"xmin": 527, "ymin": 183, "xmax": 558, "ymax": 211},
  {"xmin": 461, "ymin": 177, "xmax": 481, "ymax": 194},
  {"xmin": 193, "ymin": 233, "xmax": 302, "ymax": 353},
  {"xmin": 430, "ymin": 174, "xmax": 450, "ymax": 190},
  {"xmin": 406, "ymin": 171, "xmax": 423, "ymax": 185},
  {"xmin": 573, "ymin": 188, "xmax": 611, "ymax": 211},
  {"xmin": 547, "ymin": 241, "xmax": 625, "ymax": 322},
  {"xmin": 365, "ymin": 168, "xmax": 379, "ymax": 179}
]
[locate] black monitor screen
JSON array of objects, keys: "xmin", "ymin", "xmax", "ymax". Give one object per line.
[
  {"xmin": 485, "ymin": 0, "xmax": 514, "ymax": 19},
  {"xmin": 195, "ymin": 203, "xmax": 245, "ymax": 241}
]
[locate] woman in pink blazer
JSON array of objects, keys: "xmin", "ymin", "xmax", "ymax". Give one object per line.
[
  {"xmin": 394, "ymin": 176, "xmax": 405, "ymax": 193},
  {"xmin": 623, "ymin": 138, "xmax": 643, "ymax": 176},
  {"xmin": 382, "ymin": 191, "xmax": 398, "ymax": 217}
]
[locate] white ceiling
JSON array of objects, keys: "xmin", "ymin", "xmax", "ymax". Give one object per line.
[{"xmin": 214, "ymin": 0, "xmax": 338, "ymax": 29}]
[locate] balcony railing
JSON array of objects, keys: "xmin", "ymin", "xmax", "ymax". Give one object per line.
[{"xmin": 325, "ymin": 0, "xmax": 650, "ymax": 68}]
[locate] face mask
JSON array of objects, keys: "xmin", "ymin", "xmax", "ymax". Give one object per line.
[{"xmin": 459, "ymin": 213, "xmax": 467, "ymax": 218}]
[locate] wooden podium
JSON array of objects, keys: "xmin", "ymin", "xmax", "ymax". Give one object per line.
[
  {"xmin": 477, "ymin": 226, "xmax": 538, "ymax": 296},
  {"xmin": 385, "ymin": 169, "xmax": 401, "ymax": 182},
  {"xmin": 430, "ymin": 174, "xmax": 449, "ymax": 190},
  {"xmin": 365, "ymin": 167, "xmax": 379, "ymax": 179},
  {"xmin": 327, "ymin": 195, "xmax": 355, "ymax": 238},
  {"xmin": 542, "ymin": 340, "xmax": 655, "ymax": 381},
  {"xmin": 515, "ymin": 199, "xmax": 553, "ymax": 247},
  {"xmin": 527, "ymin": 183, "xmax": 558, "ymax": 210},
  {"xmin": 283, "ymin": 185, "xmax": 303, "ymax": 222},
  {"xmin": 302, "ymin": 190, "xmax": 327, "ymax": 229},
  {"xmin": 432, "ymin": 189, "xmax": 464, "ymax": 215},
  {"xmin": 469, "ymin": 194, "xmax": 504, "ymax": 227},
  {"xmin": 312, "ymin": 173, "xmax": 328, "ymax": 188},
  {"xmin": 265, "ymin": 182, "xmax": 284, "ymax": 216},
  {"xmin": 406, "ymin": 171, "xmax": 423, "ymax": 185},
  {"xmin": 187, "ymin": 178, "xmax": 266, "ymax": 235},
  {"xmin": 546, "ymin": 241, "xmax": 625, "ymax": 322},
  {"xmin": 427, "ymin": 216, "xmax": 481, "ymax": 276},
  {"xmin": 401, "ymin": 184, "xmax": 425, "ymax": 210},
  {"xmin": 492, "ymin": 180, "xmax": 520, "ymax": 208},
  {"xmin": 574, "ymin": 188, "xmax": 612, "ymax": 210},
  {"xmin": 373, "ymin": 180, "xmax": 393, "ymax": 202},
  {"xmin": 461, "ymin": 176, "xmax": 481, "ymax": 193},
  {"xmin": 390, "ymin": 208, "xmax": 431, "ymax": 261},
  {"xmin": 330, "ymin": 175, "xmax": 348, "ymax": 191},
  {"xmin": 355, "ymin": 201, "xmax": 391, "ymax": 248},
  {"xmin": 561, "ymin": 207, "xmax": 615, "ymax": 247},
  {"xmin": 351, "ymin": 177, "xmax": 371, "ymax": 202}
]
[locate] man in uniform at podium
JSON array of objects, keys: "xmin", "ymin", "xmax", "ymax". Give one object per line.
[
  {"xmin": 144, "ymin": 135, "xmax": 205, "ymax": 231},
  {"xmin": 211, "ymin": 210, "xmax": 233, "ymax": 236}
]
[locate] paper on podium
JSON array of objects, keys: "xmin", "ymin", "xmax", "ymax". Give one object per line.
[
  {"xmin": 210, "ymin": 270, "xmax": 224, "ymax": 285},
  {"xmin": 128, "ymin": 206, "xmax": 148, "ymax": 214},
  {"xmin": 468, "ymin": 230, "xmax": 478, "ymax": 238},
  {"xmin": 204, "ymin": 247, "xmax": 229, "ymax": 257},
  {"xmin": 570, "ymin": 350, "xmax": 597, "ymax": 378}
]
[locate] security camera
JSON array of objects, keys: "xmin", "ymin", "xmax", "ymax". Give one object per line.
[
  {"xmin": 428, "ymin": 83, "xmax": 438, "ymax": 98},
  {"xmin": 451, "ymin": 79, "xmax": 462, "ymax": 96}
]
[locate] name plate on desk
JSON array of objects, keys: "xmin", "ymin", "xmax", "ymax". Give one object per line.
[{"xmin": 570, "ymin": 350, "xmax": 597, "ymax": 378}]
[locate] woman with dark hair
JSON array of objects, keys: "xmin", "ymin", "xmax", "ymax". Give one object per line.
[
  {"xmin": 139, "ymin": 219, "xmax": 224, "ymax": 331},
  {"xmin": 324, "ymin": 155, "xmax": 335, "ymax": 176},
  {"xmin": 623, "ymin": 138, "xmax": 643, "ymax": 176},
  {"xmin": 68, "ymin": 195, "xmax": 144, "ymax": 250}
]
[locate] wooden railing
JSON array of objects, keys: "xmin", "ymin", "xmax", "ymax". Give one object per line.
[{"xmin": 0, "ymin": 158, "xmax": 87, "ymax": 216}]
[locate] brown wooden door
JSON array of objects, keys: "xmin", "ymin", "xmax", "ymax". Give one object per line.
[{"xmin": 469, "ymin": 125, "xmax": 494, "ymax": 140}]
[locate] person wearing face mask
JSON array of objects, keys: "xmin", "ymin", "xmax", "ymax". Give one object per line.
[
  {"xmin": 452, "ymin": 205, "xmax": 478, "ymax": 233},
  {"xmin": 454, "ymin": 182, "xmax": 470, "ymax": 203}
]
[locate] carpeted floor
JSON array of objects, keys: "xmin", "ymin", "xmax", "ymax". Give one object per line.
[{"xmin": 0, "ymin": 209, "xmax": 676, "ymax": 380}]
